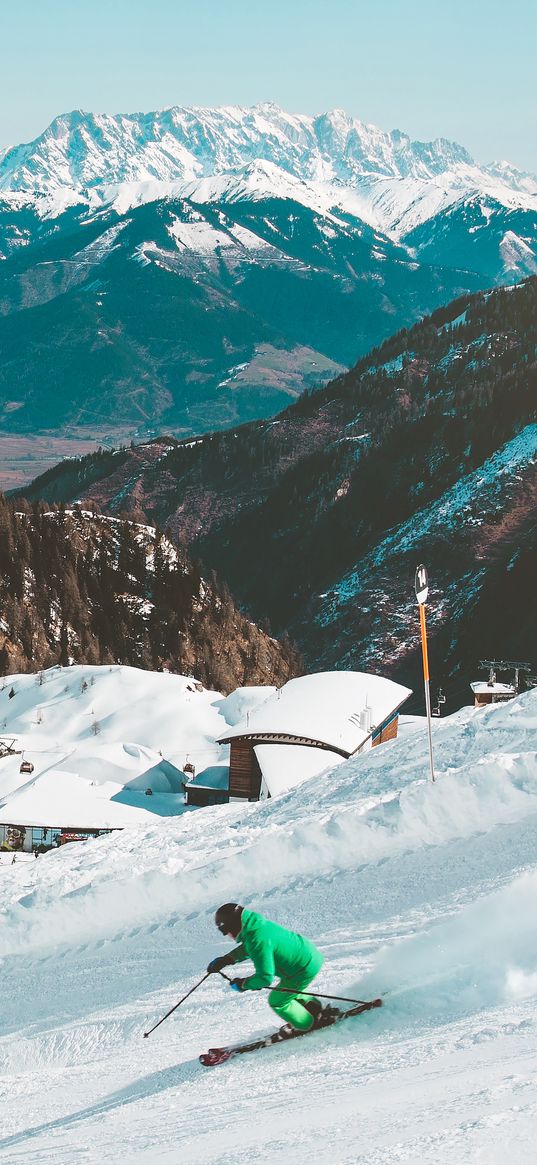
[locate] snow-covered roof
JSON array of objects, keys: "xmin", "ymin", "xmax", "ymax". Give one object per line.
[
  {"xmin": 0, "ymin": 664, "xmax": 239, "ymax": 830},
  {"xmin": 218, "ymin": 671, "xmax": 411, "ymax": 756},
  {"xmin": 254, "ymin": 743, "xmax": 344, "ymax": 798},
  {"xmin": 471, "ymin": 682, "xmax": 516, "ymax": 696},
  {"xmin": 185, "ymin": 764, "xmax": 229, "ymax": 792},
  {"xmin": 0, "ymin": 767, "xmax": 187, "ymax": 830},
  {"xmin": 216, "ymin": 686, "xmax": 276, "ymax": 726}
]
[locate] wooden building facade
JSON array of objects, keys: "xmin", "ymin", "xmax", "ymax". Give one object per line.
[{"xmin": 219, "ymin": 672, "xmax": 412, "ymax": 802}]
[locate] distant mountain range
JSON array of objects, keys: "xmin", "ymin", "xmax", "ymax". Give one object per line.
[
  {"xmin": 1, "ymin": 104, "xmax": 537, "ymax": 468},
  {"xmin": 21, "ymin": 276, "xmax": 537, "ymax": 708},
  {"xmin": 2, "ymin": 104, "xmax": 536, "ymax": 234},
  {"xmin": 0, "ymin": 192, "xmax": 482, "ymax": 441}
]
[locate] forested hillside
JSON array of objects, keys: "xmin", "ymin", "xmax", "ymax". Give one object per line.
[
  {"xmin": 19, "ymin": 278, "xmax": 537, "ymax": 703},
  {"xmin": 0, "ymin": 499, "xmax": 299, "ymax": 691}
]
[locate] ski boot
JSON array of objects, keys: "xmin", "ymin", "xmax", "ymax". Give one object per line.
[
  {"xmin": 303, "ymin": 998, "xmax": 341, "ymax": 1029},
  {"xmin": 273, "ymin": 1023, "xmax": 296, "ymax": 1041},
  {"xmin": 315, "ymin": 1005, "xmax": 341, "ymax": 1028}
]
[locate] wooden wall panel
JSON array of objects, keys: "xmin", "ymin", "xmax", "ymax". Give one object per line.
[
  {"xmin": 229, "ymin": 742, "xmax": 262, "ymax": 800},
  {"xmin": 372, "ymin": 714, "xmax": 399, "ymax": 748},
  {"xmin": 380, "ymin": 716, "xmax": 399, "ymax": 743},
  {"xmin": 186, "ymin": 786, "xmax": 229, "ymax": 807}
]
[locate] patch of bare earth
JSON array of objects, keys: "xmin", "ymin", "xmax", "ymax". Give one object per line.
[{"xmin": 473, "ymin": 460, "xmax": 537, "ymax": 562}]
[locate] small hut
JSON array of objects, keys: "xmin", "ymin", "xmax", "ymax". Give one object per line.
[
  {"xmin": 217, "ymin": 671, "xmax": 412, "ymax": 801},
  {"xmin": 471, "ymin": 660, "xmax": 532, "ymax": 708}
]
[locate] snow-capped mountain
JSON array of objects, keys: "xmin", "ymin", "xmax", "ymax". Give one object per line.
[
  {"xmin": 1, "ymin": 103, "xmax": 536, "ymax": 467},
  {"xmin": 1, "ymin": 103, "xmax": 536, "ymax": 239},
  {"xmin": 0, "ymin": 104, "xmax": 482, "ymax": 193},
  {"xmin": 2, "ymin": 102, "xmax": 537, "ymax": 295},
  {"xmin": 405, "ymin": 195, "xmax": 537, "ymax": 279},
  {"xmin": 0, "ymin": 189, "xmax": 483, "ymax": 455}
]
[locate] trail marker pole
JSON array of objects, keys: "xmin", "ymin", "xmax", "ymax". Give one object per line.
[{"xmin": 415, "ymin": 564, "xmax": 435, "ymax": 783}]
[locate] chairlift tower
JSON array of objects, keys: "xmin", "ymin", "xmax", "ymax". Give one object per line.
[
  {"xmin": 479, "ymin": 659, "xmax": 532, "ymax": 693},
  {"xmin": 0, "ymin": 738, "xmax": 22, "ymax": 760},
  {"xmin": 472, "ymin": 659, "xmax": 533, "ymax": 707}
]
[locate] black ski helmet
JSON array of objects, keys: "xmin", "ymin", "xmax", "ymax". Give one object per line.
[{"xmin": 215, "ymin": 903, "xmax": 244, "ymax": 936}]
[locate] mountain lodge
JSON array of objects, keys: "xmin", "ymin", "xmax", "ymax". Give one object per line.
[{"xmin": 212, "ymin": 671, "xmax": 412, "ymax": 801}]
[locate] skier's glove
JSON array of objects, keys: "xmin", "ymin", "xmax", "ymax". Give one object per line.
[
  {"xmin": 207, "ymin": 955, "xmax": 233, "ymax": 974},
  {"xmin": 229, "ymin": 978, "xmax": 247, "ymax": 992}
]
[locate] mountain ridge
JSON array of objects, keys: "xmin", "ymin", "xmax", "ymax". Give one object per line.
[
  {"xmin": 2, "ymin": 103, "xmax": 537, "ymax": 481},
  {"xmin": 2, "ymin": 103, "xmax": 536, "ymax": 241},
  {"xmin": 0, "ymin": 103, "xmax": 479, "ymax": 189},
  {"xmin": 20, "ymin": 277, "xmax": 537, "ymax": 706},
  {"xmin": 0, "ymin": 191, "xmax": 482, "ymax": 447}
]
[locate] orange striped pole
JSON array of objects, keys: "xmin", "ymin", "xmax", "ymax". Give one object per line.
[{"xmin": 415, "ymin": 564, "xmax": 435, "ymax": 783}]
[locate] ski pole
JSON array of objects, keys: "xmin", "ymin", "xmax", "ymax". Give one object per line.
[
  {"xmin": 143, "ymin": 971, "xmax": 212, "ymax": 1038},
  {"xmin": 219, "ymin": 972, "xmax": 371, "ymax": 1006}
]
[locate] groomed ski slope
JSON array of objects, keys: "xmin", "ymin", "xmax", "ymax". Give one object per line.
[{"xmin": 1, "ymin": 690, "xmax": 537, "ymax": 1163}]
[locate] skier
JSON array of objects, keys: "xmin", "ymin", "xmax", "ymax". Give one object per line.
[{"xmin": 207, "ymin": 903, "xmax": 339, "ymax": 1036}]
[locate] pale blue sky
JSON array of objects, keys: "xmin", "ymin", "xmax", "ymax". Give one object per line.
[{"xmin": 2, "ymin": 0, "xmax": 536, "ymax": 171}]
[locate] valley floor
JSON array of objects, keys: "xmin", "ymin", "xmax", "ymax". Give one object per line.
[{"xmin": 0, "ymin": 432, "xmax": 118, "ymax": 490}]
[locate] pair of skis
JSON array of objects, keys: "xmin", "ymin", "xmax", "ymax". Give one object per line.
[{"xmin": 200, "ymin": 996, "xmax": 382, "ymax": 1067}]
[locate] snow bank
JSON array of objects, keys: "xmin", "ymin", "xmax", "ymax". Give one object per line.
[
  {"xmin": 2, "ymin": 690, "xmax": 537, "ymax": 959},
  {"xmin": 216, "ymin": 685, "xmax": 276, "ymax": 727}
]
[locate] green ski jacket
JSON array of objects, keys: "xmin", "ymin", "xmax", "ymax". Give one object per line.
[{"xmin": 229, "ymin": 909, "xmax": 324, "ymax": 990}]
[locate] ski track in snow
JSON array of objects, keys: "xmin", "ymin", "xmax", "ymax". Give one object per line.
[{"xmin": 1, "ymin": 689, "xmax": 537, "ymax": 1162}]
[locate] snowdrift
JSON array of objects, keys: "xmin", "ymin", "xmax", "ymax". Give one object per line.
[{"xmin": 0, "ymin": 664, "xmax": 270, "ymax": 829}]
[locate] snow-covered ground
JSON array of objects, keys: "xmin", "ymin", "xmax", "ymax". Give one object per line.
[
  {"xmin": 1, "ymin": 688, "xmax": 537, "ymax": 1162},
  {"xmin": 0, "ymin": 665, "xmax": 234, "ymax": 830},
  {"xmin": 0, "ymin": 666, "xmax": 279, "ymax": 834}
]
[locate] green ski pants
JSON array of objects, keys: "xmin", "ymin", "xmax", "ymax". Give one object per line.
[{"xmin": 268, "ymin": 951, "xmax": 324, "ymax": 1031}]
